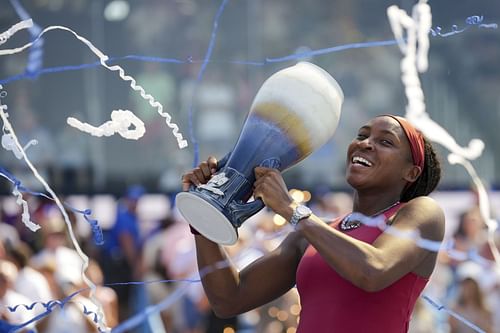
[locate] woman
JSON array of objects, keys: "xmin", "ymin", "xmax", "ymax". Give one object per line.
[
  {"xmin": 449, "ymin": 277, "xmax": 492, "ymax": 333},
  {"xmin": 181, "ymin": 115, "xmax": 445, "ymax": 332}
]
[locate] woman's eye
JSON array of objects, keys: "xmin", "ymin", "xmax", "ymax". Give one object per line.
[{"xmin": 380, "ymin": 139, "xmax": 393, "ymax": 146}]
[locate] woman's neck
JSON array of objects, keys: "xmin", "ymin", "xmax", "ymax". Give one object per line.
[{"xmin": 352, "ymin": 191, "xmax": 402, "ymax": 216}]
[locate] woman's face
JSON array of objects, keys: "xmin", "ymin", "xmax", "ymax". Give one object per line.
[
  {"xmin": 346, "ymin": 116, "xmax": 416, "ymax": 191},
  {"xmin": 462, "ymin": 210, "xmax": 483, "ymax": 237}
]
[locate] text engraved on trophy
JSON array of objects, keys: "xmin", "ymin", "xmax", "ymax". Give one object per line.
[{"xmin": 198, "ymin": 172, "xmax": 229, "ymax": 196}]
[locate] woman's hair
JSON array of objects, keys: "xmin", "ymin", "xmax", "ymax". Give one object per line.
[
  {"xmin": 400, "ymin": 137, "xmax": 441, "ymax": 202},
  {"xmin": 453, "ymin": 206, "xmax": 482, "ymax": 238},
  {"xmin": 457, "ymin": 277, "xmax": 488, "ymax": 310}
]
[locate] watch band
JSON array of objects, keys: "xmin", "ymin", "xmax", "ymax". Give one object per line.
[{"xmin": 290, "ymin": 204, "xmax": 312, "ymax": 227}]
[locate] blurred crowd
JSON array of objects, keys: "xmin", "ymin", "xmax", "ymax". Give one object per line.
[
  {"xmin": 0, "ymin": 186, "xmax": 499, "ymax": 333},
  {"xmin": 1, "ymin": 0, "xmax": 500, "ymax": 332}
]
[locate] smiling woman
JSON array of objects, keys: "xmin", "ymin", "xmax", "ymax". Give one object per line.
[
  {"xmin": 347, "ymin": 115, "xmax": 441, "ymax": 203},
  {"xmin": 182, "ymin": 114, "xmax": 446, "ymax": 333}
]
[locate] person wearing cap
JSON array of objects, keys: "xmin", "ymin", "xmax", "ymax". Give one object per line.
[{"xmin": 182, "ymin": 115, "xmax": 445, "ymax": 333}]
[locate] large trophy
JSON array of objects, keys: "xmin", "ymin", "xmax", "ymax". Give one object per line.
[{"xmin": 176, "ymin": 62, "xmax": 343, "ymax": 245}]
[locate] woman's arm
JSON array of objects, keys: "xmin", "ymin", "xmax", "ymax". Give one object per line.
[
  {"xmin": 182, "ymin": 158, "xmax": 305, "ymax": 318},
  {"xmin": 253, "ymin": 167, "xmax": 445, "ymax": 292},
  {"xmin": 194, "ymin": 231, "xmax": 304, "ymax": 317},
  {"xmin": 294, "ymin": 197, "xmax": 444, "ymax": 291}
]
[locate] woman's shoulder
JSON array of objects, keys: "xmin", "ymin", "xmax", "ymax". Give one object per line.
[
  {"xmin": 402, "ymin": 196, "xmax": 443, "ymax": 218},
  {"xmin": 397, "ymin": 196, "xmax": 445, "ymax": 239}
]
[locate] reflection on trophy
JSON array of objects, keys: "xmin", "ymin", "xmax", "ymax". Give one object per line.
[{"xmin": 176, "ymin": 62, "xmax": 344, "ymax": 245}]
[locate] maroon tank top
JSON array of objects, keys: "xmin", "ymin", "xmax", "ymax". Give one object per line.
[{"xmin": 296, "ymin": 203, "xmax": 428, "ymax": 332}]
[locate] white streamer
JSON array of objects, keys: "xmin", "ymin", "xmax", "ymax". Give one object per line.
[
  {"xmin": 11, "ymin": 185, "xmax": 41, "ymax": 232},
  {"xmin": 0, "ymin": 95, "xmax": 40, "ymax": 232},
  {"xmin": 388, "ymin": 0, "xmax": 499, "ymax": 285},
  {"xmin": 0, "ymin": 85, "xmax": 109, "ymax": 332},
  {"xmin": 67, "ymin": 110, "xmax": 145, "ymax": 140},
  {"xmin": 0, "ymin": 18, "xmax": 33, "ymax": 46},
  {"xmin": 448, "ymin": 154, "xmax": 500, "ymax": 264},
  {"xmin": 2, "ymin": 132, "xmax": 38, "ymax": 159},
  {"xmin": 387, "ymin": 1, "xmax": 485, "ymax": 161},
  {"xmin": 0, "ymin": 20, "xmax": 187, "ymax": 148}
]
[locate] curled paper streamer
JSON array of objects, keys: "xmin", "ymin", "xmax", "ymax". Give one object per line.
[
  {"xmin": 448, "ymin": 154, "xmax": 500, "ymax": 264},
  {"xmin": 0, "ymin": 20, "xmax": 187, "ymax": 148},
  {"xmin": 388, "ymin": 0, "xmax": 498, "ymax": 278},
  {"xmin": 431, "ymin": 15, "xmax": 498, "ymax": 38},
  {"xmin": 1, "ymin": 133, "xmax": 38, "ymax": 159},
  {"xmin": 388, "ymin": 1, "xmax": 485, "ymax": 160},
  {"xmin": 67, "ymin": 110, "xmax": 146, "ymax": 140},
  {"xmin": 0, "ymin": 85, "xmax": 109, "ymax": 332},
  {"xmin": 12, "ymin": 185, "xmax": 41, "ymax": 232},
  {"xmin": 0, "ymin": 19, "xmax": 33, "ymax": 46},
  {"xmin": 0, "ymin": 167, "xmax": 105, "ymax": 245}
]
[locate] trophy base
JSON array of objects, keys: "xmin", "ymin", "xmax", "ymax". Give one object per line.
[{"xmin": 176, "ymin": 192, "xmax": 238, "ymax": 245}]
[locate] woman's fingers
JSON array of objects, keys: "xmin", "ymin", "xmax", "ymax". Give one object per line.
[
  {"xmin": 199, "ymin": 162, "xmax": 212, "ymax": 179},
  {"xmin": 207, "ymin": 156, "xmax": 218, "ymax": 173},
  {"xmin": 182, "ymin": 173, "xmax": 200, "ymax": 191},
  {"xmin": 181, "ymin": 156, "xmax": 219, "ymax": 191}
]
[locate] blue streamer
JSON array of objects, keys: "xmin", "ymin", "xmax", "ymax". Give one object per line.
[
  {"xmin": 187, "ymin": 0, "xmax": 229, "ymax": 167},
  {"xmin": 0, "ymin": 166, "xmax": 104, "ymax": 245},
  {"xmin": 110, "ymin": 284, "xmax": 188, "ymax": 333},
  {"xmin": 430, "ymin": 15, "xmax": 497, "ymax": 37},
  {"xmin": 0, "ymin": 15, "xmax": 496, "ymax": 87},
  {"xmin": 0, "ymin": 10, "xmax": 497, "ymax": 332},
  {"xmin": 422, "ymin": 295, "xmax": 486, "ymax": 333},
  {"xmin": 266, "ymin": 39, "xmax": 398, "ymax": 63},
  {"xmin": 9, "ymin": 0, "xmax": 44, "ymax": 79},
  {"xmin": 2, "ymin": 276, "xmax": 201, "ymax": 332},
  {"xmin": 2, "ymin": 256, "xmax": 220, "ymax": 332},
  {"xmin": 3, "ymin": 272, "xmax": 488, "ymax": 333}
]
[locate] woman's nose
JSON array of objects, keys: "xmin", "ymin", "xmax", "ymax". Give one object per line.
[{"xmin": 358, "ymin": 138, "xmax": 373, "ymax": 150}]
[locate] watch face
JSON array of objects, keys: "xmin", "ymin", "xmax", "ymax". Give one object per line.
[{"xmin": 297, "ymin": 205, "xmax": 311, "ymax": 216}]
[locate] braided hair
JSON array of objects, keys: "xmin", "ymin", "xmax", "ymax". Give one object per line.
[{"xmin": 400, "ymin": 137, "xmax": 441, "ymax": 202}]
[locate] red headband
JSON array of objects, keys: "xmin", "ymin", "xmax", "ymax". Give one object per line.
[{"xmin": 384, "ymin": 115, "xmax": 425, "ymax": 171}]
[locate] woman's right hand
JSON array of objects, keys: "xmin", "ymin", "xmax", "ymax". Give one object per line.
[{"xmin": 181, "ymin": 156, "xmax": 218, "ymax": 191}]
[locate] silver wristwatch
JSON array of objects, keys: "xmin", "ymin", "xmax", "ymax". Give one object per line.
[{"xmin": 289, "ymin": 204, "xmax": 312, "ymax": 227}]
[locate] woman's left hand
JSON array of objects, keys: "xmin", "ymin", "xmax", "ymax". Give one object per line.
[{"xmin": 253, "ymin": 167, "xmax": 294, "ymax": 218}]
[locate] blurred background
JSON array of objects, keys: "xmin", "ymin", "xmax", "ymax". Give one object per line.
[{"xmin": 0, "ymin": 0, "xmax": 499, "ymax": 332}]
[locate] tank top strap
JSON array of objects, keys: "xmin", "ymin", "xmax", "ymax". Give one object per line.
[{"xmin": 382, "ymin": 202, "xmax": 405, "ymax": 220}]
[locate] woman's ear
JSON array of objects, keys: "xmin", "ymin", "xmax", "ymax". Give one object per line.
[{"xmin": 403, "ymin": 165, "xmax": 422, "ymax": 183}]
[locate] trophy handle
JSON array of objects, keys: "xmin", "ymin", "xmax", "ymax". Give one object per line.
[
  {"xmin": 216, "ymin": 151, "xmax": 231, "ymax": 171},
  {"xmin": 228, "ymin": 157, "xmax": 281, "ymax": 226}
]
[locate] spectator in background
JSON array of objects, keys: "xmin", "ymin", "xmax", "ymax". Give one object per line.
[
  {"xmin": 0, "ymin": 259, "xmax": 34, "ymax": 329},
  {"xmin": 8, "ymin": 242, "xmax": 53, "ymax": 304},
  {"xmin": 82, "ymin": 260, "xmax": 119, "ymax": 328},
  {"xmin": 142, "ymin": 214, "xmax": 177, "ymax": 331},
  {"xmin": 408, "ymin": 298, "xmax": 436, "ymax": 333},
  {"xmin": 449, "ymin": 277, "xmax": 492, "ymax": 333},
  {"xmin": 311, "ymin": 191, "xmax": 353, "ymax": 221},
  {"xmin": 100, "ymin": 185, "xmax": 146, "ymax": 322},
  {"xmin": 30, "ymin": 213, "xmax": 84, "ymax": 299},
  {"xmin": 161, "ymin": 212, "xmax": 208, "ymax": 333},
  {"xmin": 0, "ymin": 218, "xmax": 20, "ymax": 252},
  {"xmin": 439, "ymin": 206, "xmax": 488, "ymax": 301},
  {"xmin": 452, "ymin": 207, "xmax": 487, "ymax": 257}
]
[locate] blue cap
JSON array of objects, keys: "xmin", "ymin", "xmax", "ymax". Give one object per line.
[{"xmin": 126, "ymin": 185, "xmax": 146, "ymax": 200}]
